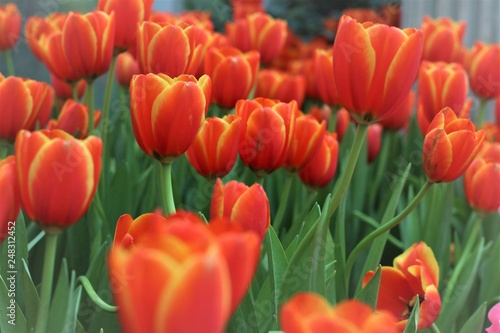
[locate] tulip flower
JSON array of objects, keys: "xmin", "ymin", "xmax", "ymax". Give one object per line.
[
  {"xmin": 379, "ymin": 90, "xmax": 415, "ymax": 131},
  {"xmin": 463, "ymin": 42, "xmax": 500, "ymax": 100},
  {"xmin": 464, "ymin": 142, "xmax": 500, "ymax": 215},
  {"xmin": 342, "ymin": 8, "xmax": 385, "ymax": 24},
  {"xmin": 231, "ymin": 0, "xmax": 264, "ymax": 20},
  {"xmin": 204, "ymin": 47, "xmax": 260, "ymax": 109},
  {"xmin": 255, "ymin": 69, "xmax": 306, "ymax": 108},
  {"xmin": 97, "ymin": 0, "xmax": 153, "ymax": 51},
  {"xmin": 25, "ymin": 13, "xmax": 66, "ymax": 61},
  {"xmin": 287, "ymin": 59, "xmax": 321, "ymax": 100},
  {"xmin": 226, "ymin": 12, "xmax": 287, "ymax": 64},
  {"xmin": 236, "ymin": 98, "xmax": 297, "ymax": 176},
  {"xmin": 26, "ymin": 79, "xmax": 55, "ymax": 130},
  {"xmin": 0, "ymin": 3, "xmax": 21, "ymax": 51},
  {"xmin": 129, "ymin": 73, "xmax": 211, "ymax": 164},
  {"xmin": 367, "ymin": 123, "xmax": 383, "ymax": 163},
  {"xmin": 50, "ymin": 74, "xmax": 87, "ymax": 100},
  {"xmin": 0, "ymin": 156, "xmax": 21, "ymax": 243},
  {"xmin": 423, "ymin": 107, "xmax": 485, "ymax": 183},
  {"xmin": 62, "ymin": 11, "xmax": 116, "ymax": 80},
  {"xmin": 47, "ymin": 99, "xmax": 101, "ymax": 139},
  {"xmin": 332, "ymin": 15, "xmax": 423, "ymax": 124},
  {"xmin": 363, "ymin": 242, "xmax": 441, "ymax": 330},
  {"xmin": 115, "ymin": 51, "xmax": 140, "ymax": 88},
  {"xmin": 211, "ymin": 179, "xmax": 270, "ymax": 240},
  {"xmin": 308, "ymin": 104, "xmax": 332, "ymax": 126},
  {"xmin": 314, "ymin": 48, "xmax": 340, "ymax": 107},
  {"xmin": 486, "ymin": 302, "xmax": 500, "ymax": 333},
  {"xmin": 420, "ymin": 16, "xmax": 467, "ymax": 63},
  {"xmin": 15, "ymin": 130, "xmax": 102, "ymax": 231},
  {"xmin": 186, "ymin": 115, "xmax": 242, "ymax": 179},
  {"xmin": 298, "ymin": 132, "xmax": 339, "ymax": 189},
  {"xmin": 336, "ymin": 108, "xmax": 352, "ymax": 142},
  {"xmin": 280, "ymin": 293, "xmax": 399, "ymax": 333}
]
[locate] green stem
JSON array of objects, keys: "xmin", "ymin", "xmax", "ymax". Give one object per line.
[
  {"xmin": 327, "ymin": 105, "xmax": 339, "ymax": 133},
  {"xmin": 255, "ymin": 175, "xmax": 265, "ymax": 186},
  {"xmin": 160, "ymin": 162, "xmax": 176, "ymax": 215},
  {"xmin": 272, "ymin": 174, "xmax": 294, "ymax": 231},
  {"xmin": 0, "ymin": 141, "xmax": 8, "ymax": 159},
  {"xmin": 344, "ymin": 180, "xmax": 433, "ymax": 285},
  {"xmin": 430, "ymin": 323, "xmax": 441, "ymax": 333},
  {"xmin": 27, "ymin": 231, "xmax": 46, "ymax": 252},
  {"xmin": 327, "ymin": 123, "xmax": 369, "ymax": 217},
  {"xmin": 77, "ymin": 276, "xmax": 117, "ymax": 312},
  {"xmin": 86, "ymin": 81, "xmax": 95, "ymax": 136},
  {"xmin": 4, "ymin": 50, "xmax": 15, "ymax": 76},
  {"xmin": 71, "ymin": 82, "xmax": 78, "ymax": 101},
  {"xmin": 476, "ymin": 99, "xmax": 487, "ymax": 129},
  {"xmin": 34, "ymin": 233, "xmax": 59, "ymax": 333}
]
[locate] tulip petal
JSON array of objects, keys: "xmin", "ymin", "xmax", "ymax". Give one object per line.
[
  {"xmin": 423, "ymin": 128, "xmax": 452, "ymax": 182},
  {"xmin": 230, "ymin": 183, "xmax": 270, "ymax": 239},
  {"xmin": 148, "ymin": 24, "xmax": 189, "ymax": 76}
]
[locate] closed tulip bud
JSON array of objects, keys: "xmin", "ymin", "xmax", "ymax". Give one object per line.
[
  {"xmin": 130, "ymin": 73, "xmax": 211, "ymax": 163},
  {"xmin": 50, "ymin": 74, "xmax": 87, "ymax": 100},
  {"xmin": 421, "ymin": 16, "xmax": 467, "ymax": 63},
  {"xmin": 204, "ymin": 46, "xmax": 260, "ymax": 109},
  {"xmin": 0, "ymin": 3, "xmax": 21, "ymax": 51},
  {"xmin": 333, "ymin": 15, "xmax": 423, "ymax": 124},
  {"xmin": 0, "ymin": 156, "xmax": 21, "ymax": 243},
  {"xmin": 226, "ymin": 12, "xmax": 287, "ymax": 64},
  {"xmin": 47, "ymin": 99, "xmax": 101, "ymax": 139},
  {"xmin": 255, "ymin": 69, "xmax": 306, "ymax": 107},
  {"xmin": 299, "ymin": 132, "xmax": 339, "ymax": 189},
  {"xmin": 15, "ymin": 130, "xmax": 102, "ymax": 232},
  {"xmin": 464, "ymin": 42, "xmax": 500, "ymax": 100},
  {"xmin": 186, "ymin": 115, "xmax": 242, "ymax": 179},
  {"xmin": 423, "ymin": 107, "xmax": 485, "ymax": 183},
  {"xmin": 336, "ymin": 108, "xmax": 352, "ymax": 142},
  {"xmin": 367, "ymin": 123, "xmax": 382, "ymax": 163},
  {"xmin": 314, "ymin": 48, "xmax": 340, "ymax": 106},
  {"xmin": 308, "ymin": 104, "xmax": 332, "ymax": 126},
  {"xmin": 211, "ymin": 179, "xmax": 270, "ymax": 240},
  {"xmin": 115, "ymin": 51, "xmax": 140, "ymax": 88},
  {"xmin": 26, "ymin": 79, "xmax": 55, "ymax": 130},
  {"xmin": 379, "ymin": 90, "xmax": 415, "ymax": 131}
]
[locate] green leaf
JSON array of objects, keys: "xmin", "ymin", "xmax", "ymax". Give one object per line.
[
  {"xmin": 0, "ymin": 275, "xmax": 27, "ymax": 333},
  {"xmin": 458, "ymin": 302, "xmax": 486, "ymax": 333},
  {"xmin": 479, "ymin": 234, "xmax": 500, "ymax": 304},
  {"xmin": 403, "ymin": 297, "xmax": 420, "ymax": 333},
  {"xmin": 355, "ymin": 266, "xmax": 381, "ymax": 309},
  {"xmin": 48, "ymin": 259, "xmax": 70, "ymax": 333},
  {"xmin": 22, "ymin": 259, "xmax": 39, "ymax": 331}
]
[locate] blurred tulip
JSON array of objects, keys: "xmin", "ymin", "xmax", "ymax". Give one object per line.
[
  {"xmin": 463, "ymin": 42, "xmax": 500, "ymax": 100},
  {"xmin": 25, "ymin": 13, "xmax": 66, "ymax": 61},
  {"xmin": 204, "ymin": 47, "xmax": 260, "ymax": 109},
  {"xmin": 367, "ymin": 123, "xmax": 382, "ymax": 163},
  {"xmin": 281, "ymin": 293, "xmax": 399, "ymax": 333},
  {"xmin": 496, "ymin": 95, "xmax": 500, "ymax": 126},
  {"xmin": 287, "ymin": 59, "xmax": 321, "ymax": 100},
  {"xmin": 423, "ymin": 107, "xmax": 485, "ymax": 183},
  {"xmin": 231, "ymin": 0, "xmax": 264, "ymax": 20},
  {"xmin": 308, "ymin": 104, "xmax": 332, "ymax": 126},
  {"xmin": 379, "ymin": 90, "xmax": 415, "ymax": 131},
  {"xmin": 483, "ymin": 123, "xmax": 500, "ymax": 143},
  {"xmin": 50, "ymin": 74, "xmax": 87, "ymax": 100},
  {"xmin": 336, "ymin": 108, "xmax": 352, "ymax": 142},
  {"xmin": 255, "ymin": 69, "xmax": 305, "ymax": 107},
  {"xmin": 314, "ymin": 48, "xmax": 340, "ymax": 106},
  {"xmin": 333, "ymin": 15, "xmax": 423, "ymax": 124},
  {"xmin": 380, "ymin": 4, "xmax": 401, "ymax": 27},
  {"xmin": 420, "ymin": 16, "xmax": 467, "ymax": 63},
  {"xmin": 0, "ymin": 156, "xmax": 21, "ymax": 243},
  {"xmin": 149, "ymin": 11, "xmax": 214, "ymax": 31},
  {"xmin": 236, "ymin": 98, "xmax": 296, "ymax": 176},
  {"xmin": 186, "ymin": 115, "xmax": 242, "ymax": 179},
  {"xmin": 226, "ymin": 12, "xmax": 287, "ymax": 64},
  {"xmin": 26, "ymin": 79, "xmax": 55, "ymax": 130},
  {"xmin": 130, "ymin": 73, "xmax": 211, "ymax": 163},
  {"xmin": 211, "ymin": 179, "xmax": 270, "ymax": 240},
  {"xmin": 486, "ymin": 302, "xmax": 500, "ymax": 333},
  {"xmin": 342, "ymin": 8, "xmax": 385, "ymax": 23},
  {"xmin": 15, "ymin": 130, "xmax": 101, "ymax": 231},
  {"xmin": 62, "ymin": 11, "xmax": 116, "ymax": 80},
  {"xmin": 115, "ymin": 51, "xmax": 140, "ymax": 88},
  {"xmin": 0, "ymin": 3, "xmax": 21, "ymax": 51},
  {"xmin": 363, "ymin": 242, "xmax": 441, "ymax": 330},
  {"xmin": 98, "ymin": 0, "xmax": 153, "ymax": 51},
  {"xmin": 47, "ymin": 99, "xmax": 101, "ymax": 139},
  {"xmin": 284, "ymin": 115, "xmax": 326, "ymax": 171},
  {"xmin": 298, "ymin": 132, "xmax": 339, "ymax": 189}
]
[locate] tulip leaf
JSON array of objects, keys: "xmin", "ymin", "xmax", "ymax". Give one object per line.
[
  {"xmin": 333, "ymin": 193, "xmax": 347, "ymax": 301},
  {"xmin": 22, "ymin": 259, "xmax": 39, "ymax": 331},
  {"xmin": 354, "ymin": 265, "xmax": 381, "ymax": 309},
  {"xmin": 0, "ymin": 274, "xmax": 27, "ymax": 333},
  {"xmin": 107, "ymin": 161, "xmax": 134, "ymax": 225},
  {"xmin": 48, "ymin": 258, "xmax": 71, "ymax": 333},
  {"xmin": 458, "ymin": 301, "xmax": 486, "ymax": 333},
  {"xmin": 479, "ymin": 234, "xmax": 500, "ymax": 304},
  {"xmin": 403, "ymin": 296, "xmax": 420, "ymax": 333}
]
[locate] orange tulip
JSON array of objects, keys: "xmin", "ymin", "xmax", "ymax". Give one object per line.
[
  {"xmin": 308, "ymin": 104, "xmax": 332, "ymax": 126},
  {"xmin": 236, "ymin": 98, "xmax": 297, "ymax": 176},
  {"xmin": 204, "ymin": 46, "xmax": 260, "ymax": 109},
  {"xmin": 115, "ymin": 51, "xmax": 140, "ymax": 88},
  {"xmin": 25, "ymin": 13, "xmax": 66, "ymax": 61},
  {"xmin": 211, "ymin": 178, "xmax": 270, "ymax": 240},
  {"xmin": 26, "ymin": 79, "xmax": 55, "ymax": 130},
  {"xmin": 62, "ymin": 11, "xmax": 116, "ymax": 80},
  {"xmin": 332, "ymin": 15, "xmax": 423, "ymax": 124},
  {"xmin": 287, "ymin": 59, "xmax": 321, "ymax": 100},
  {"xmin": 0, "ymin": 156, "xmax": 21, "ymax": 243},
  {"xmin": 255, "ymin": 69, "xmax": 306, "ymax": 107},
  {"xmin": 186, "ymin": 115, "xmax": 242, "ymax": 179},
  {"xmin": 363, "ymin": 242, "xmax": 441, "ymax": 330},
  {"xmin": 231, "ymin": 0, "xmax": 264, "ymax": 20},
  {"xmin": 0, "ymin": 3, "xmax": 21, "ymax": 51},
  {"xmin": 298, "ymin": 132, "xmax": 339, "ymax": 189},
  {"xmin": 336, "ymin": 108, "xmax": 352, "ymax": 142},
  {"xmin": 379, "ymin": 90, "xmax": 415, "ymax": 131},
  {"xmin": 284, "ymin": 115, "xmax": 326, "ymax": 171},
  {"xmin": 417, "ymin": 61, "xmax": 470, "ymax": 135},
  {"xmin": 130, "ymin": 73, "xmax": 211, "ymax": 163},
  {"xmin": 47, "ymin": 99, "xmax": 101, "ymax": 139},
  {"xmin": 423, "ymin": 107, "xmax": 485, "ymax": 183},
  {"xmin": 50, "ymin": 74, "xmax": 87, "ymax": 100},
  {"xmin": 464, "ymin": 42, "xmax": 500, "ymax": 100},
  {"xmin": 367, "ymin": 123, "xmax": 382, "ymax": 163},
  {"xmin": 280, "ymin": 293, "xmax": 399, "ymax": 333},
  {"xmin": 15, "ymin": 130, "xmax": 101, "ymax": 231},
  {"xmin": 149, "ymin": 11, "xmax": 214, "ymax": 32},
  {"xmin": 98, "ymin": 0, "xmax": 153, "ymax": 51},
  {"xmin": 421, "ymin": 16, "xmax": 466, "ymax": 63},
  {"xmin": 464, "ymin": 142, "xmax": 500, "ymax": 215},
  {"xmin": 226, "ymin": 12, "xmax": 287, "ymax": 64},
  {"xmin": 314, "ymin": 48, "xmax": 340, "ymax": 106}
]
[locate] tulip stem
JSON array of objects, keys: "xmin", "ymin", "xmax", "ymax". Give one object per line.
[
  {"xmin": 77, "ymin": 276, "xmax": 118, "ymax": 312},
  {"xmin": 34, "ymin": 233, "xmax": 58, "ymax": 333},
  {"xmin": 71, "ymin": 82, "xmax": 78, "ymax": 101},
  {"xmin": 327, "ymin": 123, "xmax": 369, "ymax": 217},
  {"xmin": 273, "ymin": 173, "xmax": 294, "ymax": 231},
  {"xmin": 3, "ymin": 50, "xmax": 15, "ymax": 76},
  {"xmin": 160, "ymin": 162, "xmax": 176, "ymax": 215},
  {"xmin": 476, "ymin": 99, "xmax": 487, "ymax": 129},
  {"xmin": 344, "ymin": 180, "xmax": 433, "ymax": 289},
  {"xmin": 430, "ymin": 323, "xmax": 441, "ymax": 333},
  {"xmin": 327, "ymin": 105, "xmax": 339, "ymax": 133},
  {"xmin": 87, "ymin": 81, "xmax": 95, "ymax": 136}
]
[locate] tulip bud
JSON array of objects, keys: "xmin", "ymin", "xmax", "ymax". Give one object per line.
[
  {"xmin": 0, "ymin": 3, "xmax": 21, "ymax": 51},
  {"xmin": 0, "ymin": 156, "xmax": 21, "ymax": 243}
]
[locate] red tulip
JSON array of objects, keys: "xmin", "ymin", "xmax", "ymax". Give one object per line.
[
  {"xmin": 423, "ymin": 107, "xmax": 485, "ymax": 183},
  {"xmin": 0, "ymin": 3, "xmax": 21, "ymax": 51},
  {"xmin": 308, "ymin": 104, "xmax": 332, "ymax": 126},
  {"xmin": 0, "ymin": 156, "xmax": 21, "ymax": 243},
  {"xmin": 25, "ymin": 13, "xmax": 66, "ymax": 61},
  {"xmin": 464, "ymin": 42, "xmax": 500, "ymax": 100},
  {"xmin": 25, "ymin": 79, "xmax": 55, "ymax": 130},
  {"xmin": 50, "ymin": 74, "xmax": 87, "ymax": 100},
  {"xmin": 379, "ymin": 90, "xmax": 415, "ymax": 131},
  {"xmin": 255, "ymin": 69, "xmax": 306, "ymax": 108},
  {"xmin": 47, "ymin": 99, "xmax": 101, "ymax": 139},
  {"xmin": 287, "ymin": 59, "xmax": 321, "ymax": 100},
  {"xmin": 420, "ymin": 16, "xmax": 466, "ymax": 63},
  {"xmin": 314, "ymin": 48, "xmax": 340, "ymax": 106},
  {"xmin": 186, "ymin": 115, "xmax": 242, "ymax": 179},
  {"xmin": 15, "ymin": 130, "xmax": 102, "ymax": 231},
  {"xmin": 336, "ymin": 108, "xmax": 352, "ymax": 142},
  {"xmin": 367, "ymin": 123, "xmax": 382, "ymax": 163},
  {"xmin": 130, "ymin": 73, "xmax": 211, "ymax": 163},
  {"xmin": 115, "ymin": 51, "xmax": 141, "ymax": 88},
  {"xmin": 332, "ymin": 15, "xmax": 423, "ymax": 124},
  {"xmin": 231, "ymin": 0, "xmax": 264, "ymax": 20}
]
